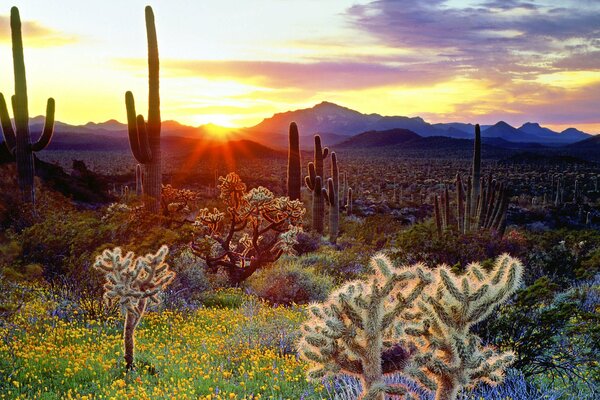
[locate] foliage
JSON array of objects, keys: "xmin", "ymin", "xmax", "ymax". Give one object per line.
[
  {"xmin": 482, "ymin": 273, "xmax": 600, "ymax": 389},
  {"xmin": 246, "ymin": 256, "xmax": 334, "ymax": 305}
]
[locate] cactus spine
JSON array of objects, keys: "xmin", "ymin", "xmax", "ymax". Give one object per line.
[
  {"xmin": 94, "ymin": 246, "xmax": 175, "ymax": 370},
  {"xmin": 322, "ymin": 152, "xmax": 340, "ymax": 243},
  {"xmin": 126, "ymin": 6, "xmax": 161, "ymax": 213},
  {"xmin": 0, "ymin": 7, "xmax": 55, "ymax": 204},
  {"xmin": 305, "ymin": 163, "xmax": 324, "ymax": 233},
  {"xmin": 287, "ymin": 122, "xmax": 301, "ymax": 201}
]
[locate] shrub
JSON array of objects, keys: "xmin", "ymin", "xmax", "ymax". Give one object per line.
[
  {"xmin": 246, "ymin": 256, "xmax": 334, "ymax": 305},
  {"xmin": 199, "ymin": 287, "xmax": 248, "ymax": 309}
]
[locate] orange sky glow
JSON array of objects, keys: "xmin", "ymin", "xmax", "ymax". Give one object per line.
[{"xmin": 0, "ymin": 0, "xmax": 598, "ymax": 133}]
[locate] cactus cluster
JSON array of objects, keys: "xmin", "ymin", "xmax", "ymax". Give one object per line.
[
  {"xmin": 434, "ymin": 125, "xmax": 509, "ymax": 237},
  {"xmin": 305, "ymin": 135, "xmax": 329, "ymax": 234},
  {"xmin": 94, "ymin": 245, "xmax": 175, "ymax": 370},
  {"xmin": 298, "ymin": 253, "xmax": 523, "ymax": 400},
  {"xmin": 0, "ymin": 7, "xmax": 55, "ymax": 204},
  {"xmin": 126, "ymin": 6, "xmax": 162, "ymax": 213}
]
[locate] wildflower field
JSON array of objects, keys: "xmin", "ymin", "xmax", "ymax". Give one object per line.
[{"xmin": 0, "ymin": 291, "xmax": 323, "ymax": 400}]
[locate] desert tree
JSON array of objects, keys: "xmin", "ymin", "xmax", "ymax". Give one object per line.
[{"xmin": 190, "ymin": 172, "xmax": 305, "ymax": 284}]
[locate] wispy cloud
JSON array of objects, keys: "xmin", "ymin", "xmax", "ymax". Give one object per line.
[{"xmin": 0, "ymin": 15, "xmax": 78, "ymax": 47}]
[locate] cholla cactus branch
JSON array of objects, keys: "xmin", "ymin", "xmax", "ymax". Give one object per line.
[
  {"xmin": 298, "ymin": 253, "xmax": 431, "ymax": 400},
  {"xmin": 407, "ymin": 253, "xmax": 523, "ymax": 400},
  {"xmin": 191, "ymin": 172, "xmax": 305, "ymax": 284},
  {"xmin": 299, "ymin": 253, "xmax": 522, "ymax": 400},
  {"xmin": 94, "ymin": 245, "xmax": 175, "ymax": 370}
]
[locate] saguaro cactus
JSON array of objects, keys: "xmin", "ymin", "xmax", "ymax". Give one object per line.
[
  {"xmin": 305, "ymin": 163, "xmax": 324, "ymax": 233},
  {"xmin": 287, "ymin": 122, "xmax": 302, "ymax": 201},
  {"xmin": 126, "ymin": 6, "xmax": 161, "ymax": 213},
  {"xmin": 323, "ymin": 178, "xmax": 339, "ymax": 243},
  {"xmin": 313, "ymin": 134, "xmax": 329, "ymax": 184},
  {"xmin": 347, "ymin": 187, "xmax": 353, "ymax": 216},
  {"xmin": 0, "ymin": 7, "xmax": 55, "ymax": 203},
  {"xmin": 94, "ymin": 245, "xmax": 175, "ymax": 370},
  {"xmin": 298, "ymin": 254, "xmax": 431, "ymax": 400},
  {"xmin": 433, "ymin": 125, "xmax": 509, "ymax": 237},
  {"xmin": 322, "ymin": 152, "xmax": 340, "ymax": 243}
]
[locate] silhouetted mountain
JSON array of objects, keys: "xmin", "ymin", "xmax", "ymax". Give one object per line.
[
  {"xmin": 518, "ymin": 122, "xmax": 591, "ymax": 144},
  {"xmin": 567, "ymin": 134, "xmax": 600, "ymax": 149},
  {"xmin": 337, "ymin": 128, "xmax": 421, "ymax": 148},
  {"xmin": 481, "ymin": 137, "xmax": 546, "ymax": 149},
  {"xmin": 248, "ymin": 101, "xmax": 447, "ymax": 139},
  {"xmin": 560, "ymin": 127, "xmax": 592, "ymax": 142}
]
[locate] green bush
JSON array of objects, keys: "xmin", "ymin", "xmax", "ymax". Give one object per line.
[{"xmin": 246, "ymin": 256, "xmax": 334, "ymax": 305}]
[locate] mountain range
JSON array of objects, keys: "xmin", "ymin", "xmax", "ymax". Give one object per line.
[{"xmin": 2, "ymin": 101, "xmax": 596, "ymax": 153}]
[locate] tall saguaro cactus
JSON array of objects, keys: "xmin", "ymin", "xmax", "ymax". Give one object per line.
[
  {"xmin": 433, "ymin": 124, "xmax": 509, "ymax": 237},
  {"xmin": 126, "ymin": 6, "xmax": 161, "ymax": 213},
  {"xmin": 323, "ymin": 152, "xmax": 340, "ymax": 243},
  {"xmin": 305, "ymin": 163, "xmax": 324, "ymax": 233},
  {"xmin": 0, "ymin": 7, "xmax": 55, "ymax": 203},
  {"xmin": 287, "ymin": 122, "xmax": 301, "ymax": 201},
  {"xmin": 313, "ymin": 134, "xmax": 329, "ymax": 184}
]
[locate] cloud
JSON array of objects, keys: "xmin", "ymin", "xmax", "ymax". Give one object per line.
[
  {"xmin": 119, "ymin": 58, "xmax": 459, "ymax": 90},
  {"xmin": 346, "ymin": 0, "xmax": 600, "ymax": 81},
  {"xmin": 0, "ymin": 15, "xmax": 77, "ymax": 47}
]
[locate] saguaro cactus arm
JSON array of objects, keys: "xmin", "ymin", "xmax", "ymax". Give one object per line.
[
  {"xmin": 125, "ymin": 91, "xmax": 152, "ymax": 163},
  {"xmin": 30, "ymin": 98, "xmax": 55, "ymax": 152},
  {"xmin": 0, "ymin": 94, "xmax": 16, "ymax": 154}
]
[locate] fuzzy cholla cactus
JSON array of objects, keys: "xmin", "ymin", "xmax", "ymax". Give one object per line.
[
  {"xmin": 405, "ymin": 254, "xmax": 523, "ymax": 400},
  {"xmin": 298, "ymin": 253, "xmax": 523, "ymax": 400},
  {"xmin": 191, "ymin": 172, "xmax": 305, "ymax": 284},
  {"xmin": 298, "ymin": 254, "xmax": 431, "ymax": 400},
  {"xmin": 94, "ymin": 245, "xmax": 175, "ymax": 370}
]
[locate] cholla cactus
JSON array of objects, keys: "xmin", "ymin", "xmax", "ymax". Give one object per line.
[
  {"xmin": 298, "ymin": 253, "xmax": 522, "ymax": 400},
  {"xmin": 405, "ymin": 254, "xmax": 523, "ymax": 400},
  {"xmin": 161, "ymin": 184, "xmax": 201, "ymax": 217},
  {"xmin": 298, "ymin": 254, "xmax": 431, "ymax": 400},
  {"xmin": 94, "ymin": 245, "xmax": 175, "ymax": 370},
  {"xmin": 191, "ymin": 172, "xmax": 305, "ymax": 284}
]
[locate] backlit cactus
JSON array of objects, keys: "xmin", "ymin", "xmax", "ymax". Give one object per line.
[
  {"xmin": 405, "ymin": 254, "xmax": 523, "ymax": 400},
  {"xmin": 94, "ymin": 245, "xmax": 175, "ymax": 370},
  {"xmin": 297, "ymin": 254, "xmax": 431, "ymax": 400},
  {"xmin": 298, "ymin": 253, "xmax": 523, "ymax": 400},
  {"xmin": 191, "ymin": 172, "xmax": 305, "ymax": 284},
  {"xmin": 126, "ymin": 6, "xmax": 162, "ymax": 213},
  {"xmin": 0, "ymin": 7, "xmax": 55, "ymax": 204},
  {"xmin": 287, "ymin": 122, "xmax": 301, "ymax": 201}
]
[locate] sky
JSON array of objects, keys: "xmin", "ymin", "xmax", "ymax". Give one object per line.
[{"xmin": 0, "ymin": 0, "xmax": 599, "ymax": 133}]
